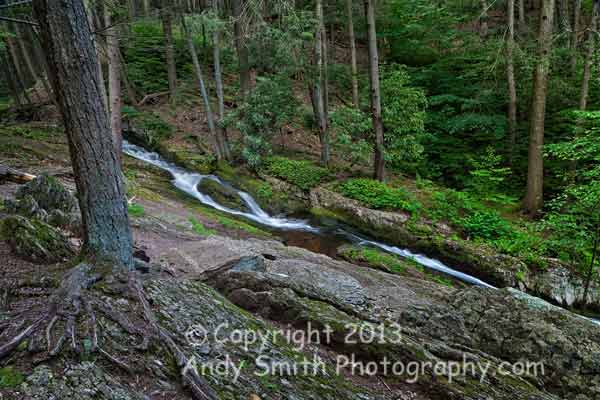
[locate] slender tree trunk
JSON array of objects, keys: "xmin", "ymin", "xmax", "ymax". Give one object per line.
[
  {"xmin": 583, "ymin": 229, "xmax": 599, "ymax": 305},
  {"xmin": 5, "ymin": 37, "xmax": 31, "ymax": 104},
  {"xmin": 181, "ymin": 15, "xmax": 223, "ymax": 159},
  {"xmin": 24, "ymin": 25, "xmax": 54, "ymax": 102},
  {"xmin": 313, "ymin": 0, "xmax": 330, "ymax": 166},
  {"xmin": 557, "ymin": 0, "xmax": 571, "ymax": 46},
  {"xmin": 233, "ymin": 0, "xmax": 250, "ymax": 97},
  {"xmin": 364, "ymin": 0, "xmax": 385, "ymax": 181},
  {"xmin": 480, "ymin": 0, "xmax": 489, "ymax": 39},
  {"xmin": 33, "ymin": 0, "xmax": 134, "ymax": 270},
  {"xmin": 162, "ymin": 5, "xmax": 177, "ymax": 100},
  {"xmin": 0, "ymin": 52, "xmax": 22, "ymax": 107},
  {"xmin": 347, "ymin": 0, "xmax": 359, "ymax": 108},
  {"xmin": 524, "ymin": 0, "xmax": 555, "ymax": 216},
  {"xmin": 579, "ymin": 5, "xmax": 598, "ymax": 110},
  {"xmin": 213, "ymin": 0, "xmax": 231, "ymax": 161},
  {"xmin": 106, "ymin": 7, "xmax": 123, "ymax": 160},
  {"xmin": 119, "ymin": 49, "xmax": 137, "ymax": 104},
  {"xmin": 507, "ymin": 0, "xmax": 518, "ymax": 165},
  {"xmin": 518, "ymin": 0, "xmax": 526, "ymax": 32},
  {"xmin": 14, "ymin": 24, "xmax": 44, "ymax": 101},
  {"xmin": 571, "ymin": 0, "xmax": 582, "ymax": 74}
]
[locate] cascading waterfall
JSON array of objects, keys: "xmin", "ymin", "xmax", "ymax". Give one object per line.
[{"xmin": 121, "ymin": 141, "xmax": 500, "ymax": 290}]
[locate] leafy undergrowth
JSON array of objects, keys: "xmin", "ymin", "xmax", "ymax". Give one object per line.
[
  {"xmin": 264, "ymin": 156, "xmax": 331, "ymax": 190},
  {"xmin": 334, "ymin": 176, "xmax": 554, "ymax": 270}
]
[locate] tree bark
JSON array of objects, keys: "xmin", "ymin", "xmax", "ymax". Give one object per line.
[
  {"xmin": 232, "ymin": 0, "xmax": 250, "ymax": 97},
  {"xmin": 579, "ymin": 5, "xmax": 598, "ymax": 110},
  {"xmin": 347, "ymin": 0, "xmax": 359, "ymax": 108},
  {"xmin": 161, "ymin": 4, "xmax": 177, "ymax": 100},
  {"xmin": 212, "ymin": 0, "xmax": 231, "ymax": 161},
  {"xmin": 84, "ymin": 0, "xmax": 108, "ymax": 111},
  {"xmin": 181, "ymin": 15, "xmax": 224, "ymax": 160},
  {"xmin": 33, "ymin": 0, "xmax": 134, "ymax": 270},
  {"xmin": 571, "ymin": 0, "xmax": 582, "ymax": 74},
  {"xmin": 105, "ymin": 6, "xmax": 123, "ymax": 161},
  {"xmin": 364, "ymin": 0, "xmax": 385, "ymax": 181},
  {"xmin": 507, "ymin": 0, "xmax": 518, "ymax": 165},
  {"xmin": 313, "ymin": 0, "xmax": 330, "ymax": 166},
  {"xmin": 524, "ymin": 0, "xmax": 555, "ymax": 216}
]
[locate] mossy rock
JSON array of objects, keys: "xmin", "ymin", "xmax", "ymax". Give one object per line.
[
  {"xmin": 197, "ymin": 178, "xmax": 249, "ymax": 212},
  {"xmin": 16, "ymin": 174, "xmax": 77, "ymax": 214},
  {"xmin": 166, "ymin": 148, "xmax": 215, "ymax": 174},
  {"xmin": 2, "ymin": 215, "xmax": 75, "ymax": 264}
]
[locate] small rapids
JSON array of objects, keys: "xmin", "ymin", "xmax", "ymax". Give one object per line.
[{"xmin": 123, "ymin": 140, "xmax": 497, "ymax": 289}]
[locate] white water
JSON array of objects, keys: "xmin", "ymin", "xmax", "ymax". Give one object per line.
[{"xmin": 123, "ymin": 141, "xmax": 496, "ymax": 288}]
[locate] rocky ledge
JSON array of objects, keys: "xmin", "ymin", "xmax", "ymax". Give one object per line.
[{"xmin": 310, "ymin": 186, "xmax": 600, "ymax": 311}]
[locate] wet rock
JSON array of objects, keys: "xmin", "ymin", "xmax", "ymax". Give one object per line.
[
  {"xmin": 1, "ymin": 215, "xmax": 75, "ymax": 263},
  {"xmin": 197, "ymin": 177, "xmax": 249, "ymax": 212},
  {"xmin": 4, "ymin": 195, "xmax": 48, "ymax": 221}
]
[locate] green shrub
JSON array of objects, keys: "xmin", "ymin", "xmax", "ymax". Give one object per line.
[
  {"xmin": 461, "ymin": 211, "xmax": 513, "ymax": 240},
  {"xmin": 265, "ymin": 157, "xmax": 330, "ymax": 190},
  {"xmin": 122, "ymin": 107, "xmax": 173, "ymax": 149},
  {"xmin": 338, "ymin": 178, "xmax": 421, "ymax": 214},
  {"xmin": 0, "ymin": 367, "xmax": 24, "ymax": 388}
]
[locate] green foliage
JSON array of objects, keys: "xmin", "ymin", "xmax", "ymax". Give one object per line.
[
  {"xmin": 256, "ymin": 182, "xmax": 274, "ymax": 201},
  {"xmin": 265, "ymin": 157, "xmax": 329, "ymax": 190},
  {"xmin": 338, "ymin": 178, "xmax": 421, "ymax": 214},
  {"xmin": 466, "ymin": 147, "xmax": 513, "ymax": 203},
  {"xmin": 427, "ymin": 189, "xmax": 482, "ymax": 226},
  {"xmin": 128, "ymin": 203, "xmax": 145, "ymax": 217},
  {"xmin": 330, "ymin": 106, "xmax": 372, "ymax": 166},
  {"xmin": 225, "ymin": 76, "xmax": 299, "ymax": 169},
  {"xmin": 380, "ymin": 66, "xmax": 428, "ymax": 172},
  {"xmin": 461, "ymin": 211, "xmax": 513, "ymax": 240}
]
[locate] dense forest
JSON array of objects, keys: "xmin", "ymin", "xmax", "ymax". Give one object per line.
[{"xmin": 0, "ymin": 0, "xmax": 599, "ymax": 399}]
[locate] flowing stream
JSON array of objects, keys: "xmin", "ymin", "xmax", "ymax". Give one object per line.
[{"xmin": 124, "ymin": 141, "xmax": 496, "ymax": 289}]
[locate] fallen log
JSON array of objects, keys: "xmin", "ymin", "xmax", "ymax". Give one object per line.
[{"xmin": 0, "ymin": 165, "xmax": 36, "ymax": 183}]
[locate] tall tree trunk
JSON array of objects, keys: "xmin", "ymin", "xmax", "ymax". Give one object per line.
[
  {"xmin": 162, "ymin": 4, "xmax": 177, "ymax": 100},
  {"xmin": 507, "ymin": 0, "xmax": 518, "ymax": 165},
  {"xmin": 313, "ymin": 0, "xmax": 330, "ymax": 166},
  {"xmin": 518, "ymin": 0, "xmax": 526, "ymax": 33},
  {"xmin": 5, "ymin": 36, "xmax": 31, "ymax": 104},
  {"xmin": 0, "ymin": 52, "xmax": 23, "ymax": 107},
  {"xmin": 33, "ymin": 0, "xmax": 134, "ymax": 270},
  {"xmin": 579, "ymin": 5, "xmax": 598, "ymax": 110},
  {"xmin": 557, "ymin": 0, "xmax": 571, "ymax": 46},
  {"xmin": 232, "ymin": 0, "xmax": 250, "ymax": 97},
  {"xmin": 212, "ymin": 0, "xmax": 231, "ymax": 161},
  {"xmin": 480, "ymin": 0, "xmax": 489, "ymax": 39},
  {"xmin": 105, "ymin": 7, "xmax": 123, "ymax": 161},
  {"xmin": 119, "ymin": 49, "xmax": 137, "ymax": 104},
  {"xmin": 571, "ymin": 0, "xmax": 582, "ymax": 74},
  {"xmin": 347, "ymin": 0, "xmax": 359, "ymax": 108},
  {"xmin": 14, "ymin": 23, "xmax": 44, "ymax": 102},
  {"xmin": 524, "ymin": 0, "xmax": 555, "ymax": 216},
  {"xmin": 365, "ymin": 0, "xmax": 385, "ymax": 181},
  {"xmin": 181, "ymin": 15, "xmax": 224, "ymax": 160},
  {"xmin": 24, "ymin": 25, "xmax": 54, "ymax": 102}
]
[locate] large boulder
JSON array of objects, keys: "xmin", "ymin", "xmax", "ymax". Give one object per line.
[
  {"xmin": 15, "ymin": 174, "xmax": 77, "ymax": 214},
  {"xmin": 1, "ymin": 215, "xmax": 75, "ymax": 263},
  {"xmin": 196, "ymin": 235, "xmax": 600, "ymax": 400}
]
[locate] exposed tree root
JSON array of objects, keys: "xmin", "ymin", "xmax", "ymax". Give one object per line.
[{"xmin": 0, "ymin": 262, "xmax": 218, "ymax": 400}]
